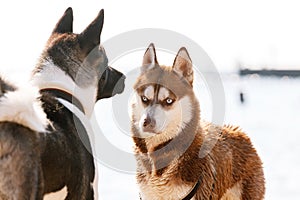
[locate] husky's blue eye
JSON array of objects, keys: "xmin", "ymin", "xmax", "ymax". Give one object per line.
[
  {"xmin": 141, "ymin": 96, "xmax": 149, "ymax": 103},
  {"xmin": 166, "ymin": 98, "xmax": 174, "ymax": 105}
]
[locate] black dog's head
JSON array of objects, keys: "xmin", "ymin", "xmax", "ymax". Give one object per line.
[
  {"xmin": 33, "ymin": 7, "xmax": 125, "ymax": 102},
  {"xmin": 94, "ymin": 46, "xmax": 125, "ymax": 100}
]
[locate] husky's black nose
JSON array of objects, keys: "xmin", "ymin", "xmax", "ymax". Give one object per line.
[{"xmin": 143, "ymin": 115, "xmax": 156, "ymax": 132}]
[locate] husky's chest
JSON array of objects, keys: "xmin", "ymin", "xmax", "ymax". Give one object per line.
[
  {"xmin": 138, "ymin": 162, "xmax": 195, "ymax": 200},
  {"xmin": 139, "ymin": 178, "xmax": 194, "ymax": 200}
]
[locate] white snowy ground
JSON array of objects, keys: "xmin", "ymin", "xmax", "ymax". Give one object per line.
[
  {"xmin": 95, "ymin": 74, "xmax": 300, "ymax": 200},
  {"xmin": 3, "ymin": 66, "xmax": 300, "ymax": 199}
]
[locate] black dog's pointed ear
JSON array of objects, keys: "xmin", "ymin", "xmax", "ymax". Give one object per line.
[
  {"xmin": 52, "ymin": 7, "xmax": 73, "ymax": 34},
  {"xmin": 141, "ymin": 43, "xmax": 159, "ymax": 74},
  {"xmin": 79, "ymin": 9, "xmax": 104, "ymax": 54}
]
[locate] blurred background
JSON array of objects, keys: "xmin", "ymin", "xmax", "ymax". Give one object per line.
[{"xmin": 0, "ymin": 0, "xmax": 299, "ymax": 199}]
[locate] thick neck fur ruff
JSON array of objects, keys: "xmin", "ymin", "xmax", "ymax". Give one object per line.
[
  {"xmin": 0, "ymin": 84, "xmax": 48, "ymax": 132},
  {"xmin": 31, "ymin": 60, "xmax": 97, "ymax": 118}
]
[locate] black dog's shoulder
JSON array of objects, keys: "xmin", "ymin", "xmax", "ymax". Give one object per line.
[{"xmin": 40, "ymin": 92, "xmax": 72, "ymax": 128}]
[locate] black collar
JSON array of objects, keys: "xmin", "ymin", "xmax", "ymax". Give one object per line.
[
  {"xmin": 139, "ymin": 175, "xmax": 203, "ymax": 200},
  {"xmin": 181, "ymin": 175, "xmax": 203, "ymax": 200},
  {"xmin": 40, "ymin": 88, "xmax": 85, "ymax": 114}
]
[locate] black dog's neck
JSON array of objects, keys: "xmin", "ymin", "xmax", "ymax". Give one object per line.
[{"xmin": 40, "ymin": 88, "xmax": 85, "ymax": 114}]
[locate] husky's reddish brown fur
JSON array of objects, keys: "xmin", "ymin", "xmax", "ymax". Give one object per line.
[{"xmin": 131, "ymin": 44, "xmax": 265, "ymax": 200}]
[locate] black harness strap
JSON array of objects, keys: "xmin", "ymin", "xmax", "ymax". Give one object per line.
[
  {"xmin": 139, "ymin": 175, "xmax": 203, "ymax": 200},
  {"xmin": 40, "ymin": 88, "xmax": 85, "ymax": 114},
  {"xmin": 181, "ymin": 175, "xmax": 203, "ymax": 200}
]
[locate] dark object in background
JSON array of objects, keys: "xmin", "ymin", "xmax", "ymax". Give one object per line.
[
  {"xmin": 239, "ymin": 68, "xmax": 300, "ymax": 77},
  {"xmin": 240, "ymin": 92, "xmax": 245, "ymax": 104}
]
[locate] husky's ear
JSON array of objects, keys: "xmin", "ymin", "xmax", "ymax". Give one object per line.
[
  {"xmin": 141, "ymin": 43, "xmax": 158, "ymax": 73},
  {"xmin": 172, "ymin": 47, "xmax": 194, "ymax": 85},
  {"xmin": 52, "ymin": 7, "xmax": 73, "ymax": 34},
  {"xmin": 79, "ymin": 9, "xmax": 104, "ymax": 54}
]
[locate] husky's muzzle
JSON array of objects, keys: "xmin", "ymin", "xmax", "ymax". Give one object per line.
[
  {"xmin": 142, "ymin": 113, "xmax": 157, "ymax": 133},
  {"xmin": 97, "ymin": 66, "xmax": 125, "ymax": 100}
]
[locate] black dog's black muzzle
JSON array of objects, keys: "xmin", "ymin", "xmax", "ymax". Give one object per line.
[{"xmin": 97, "ymin": 66, "xmax": 125, "ymax": 100}]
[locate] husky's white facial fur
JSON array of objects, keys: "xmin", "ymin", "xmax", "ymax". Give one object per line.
[
  {"xmin": 135, "ymin": 86, "xmax": 192, "ymax": 134},
  {"xmin": 31, "ymin": 61, "xmax": 98, "ymax": 118},
  {"xmin": 0, "ymin": 84, "xmax": 48, "ymax": 132},
  {"xmin": 133, "ymin": 86, "xmax": 193, "ymax": 150}
]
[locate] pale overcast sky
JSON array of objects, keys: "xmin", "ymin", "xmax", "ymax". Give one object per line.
[{"xmin": 0, "ymin": 0, "xmax": 300, "ymax": 76}]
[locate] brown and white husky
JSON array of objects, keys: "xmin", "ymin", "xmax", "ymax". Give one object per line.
[{"xmin": 131, "ymin": 43, "xmax": 265, "ymax": 200}]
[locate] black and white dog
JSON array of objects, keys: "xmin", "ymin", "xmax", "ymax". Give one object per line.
[{"xmin": 0, "ymin": 8, "xmax": 125, "ymax": 199}]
